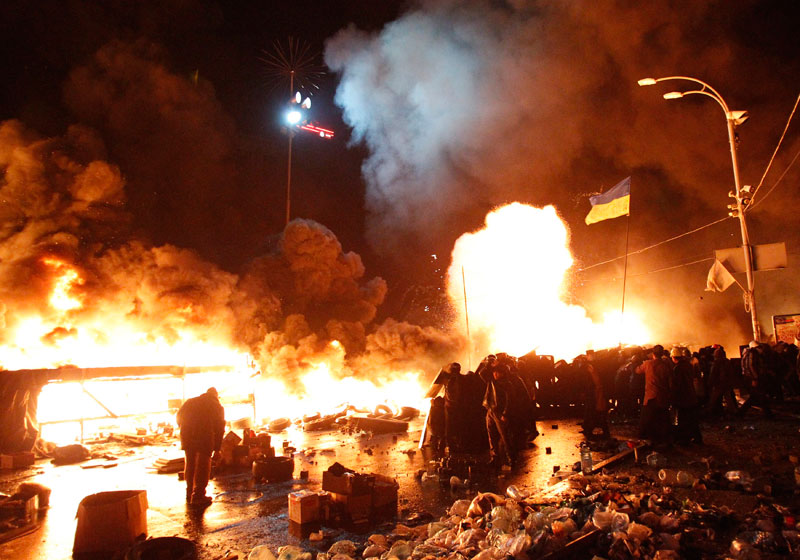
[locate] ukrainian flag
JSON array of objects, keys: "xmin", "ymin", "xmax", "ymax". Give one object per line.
[{"xmin": 585, "ymin": 176, "xmax": 631, "ymax": 225}]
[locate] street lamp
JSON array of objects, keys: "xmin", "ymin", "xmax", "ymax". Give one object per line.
[{"xmin": 638, "ymin": 75, "xmax": 761, "ymax": 342}]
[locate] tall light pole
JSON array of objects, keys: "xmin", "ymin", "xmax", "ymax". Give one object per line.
[{"xmin": 638, "ymin": 76, "xmax": 761, "ymax": 342}]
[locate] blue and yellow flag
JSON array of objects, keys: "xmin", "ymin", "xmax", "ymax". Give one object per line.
[{"xmin": 585, "ymin": 176, "xmax": 631, "ymax": 225}]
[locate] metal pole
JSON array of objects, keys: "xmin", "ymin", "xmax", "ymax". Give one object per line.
[
  {"xmin": 286, "ymin": 71, "xmax": 295, "ymax": 227},
  {"xmin": 725, "ymin": 116, "xmax": 761, "ymax": 341},
  {"xmin": 619, "ymin": 210, "xmax": 631, "ymax": 346},
  {"xmin": 639, "ymin": 76, "xmax": 761, "ymax": 342},
  {"xmin": 286, "ymin": 133, "xmax": 293, "ymax": 226},
  {"xmin": 461, "ymin": 266, "xmax": 471, "ymax": 371}
]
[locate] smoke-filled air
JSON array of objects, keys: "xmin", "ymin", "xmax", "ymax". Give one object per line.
[{"xmin": 2, "ymin": 0, "xmax": 800, "ymax": 402}]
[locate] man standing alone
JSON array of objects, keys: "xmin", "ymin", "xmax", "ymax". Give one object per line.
[{"xmin": 177, "ymin": 387, "xmax": 225, "ymax": 506}]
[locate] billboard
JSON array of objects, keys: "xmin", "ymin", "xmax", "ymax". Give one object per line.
[{"xmin": 773, "ymin": 313, "xmax": 800, "ymax": 344}]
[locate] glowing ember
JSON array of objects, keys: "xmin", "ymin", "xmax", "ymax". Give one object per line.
[{"xmin": 446, "ymin": 203, "xmax": 651, "ymax": 360}]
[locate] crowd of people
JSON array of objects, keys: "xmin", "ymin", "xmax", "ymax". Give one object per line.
[
  {"xmin": 425, "ymin": 339, "xmax": 800, "ymax": 463},
  {"xmin": 427, "ymin": 353, "xmax": 538, "ymax": 469}
]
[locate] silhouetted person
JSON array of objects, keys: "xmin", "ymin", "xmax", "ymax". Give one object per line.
[
  {"xmin": 635, "ymin": 345, "xmax": 672, "ymax": 445},
  {"xmin": 707, "ymin": 347, "xmax": 738, "ymax": 416},
  {"xmin": 738, "ymin": 342, "xmax": 773, "ymax": 418},
  {"xmin": 483, "ymin": 363, "xmax": 514, "ymax": 468},
  {"xmin": 578, "ymin": 354, "xmax": 610, "ymax": 438},
  {"xmin": 670, "ymin": 347, "xmax": 702, "ymax": 445},
  {"xmin": 177, "ymin": 387, "xmax": 225, "ymax": 506}
]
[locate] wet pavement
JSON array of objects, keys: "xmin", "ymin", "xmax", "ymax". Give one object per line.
[{"xmin": 0, "ymin": 417, "xmax": 596, "ymax": 559}]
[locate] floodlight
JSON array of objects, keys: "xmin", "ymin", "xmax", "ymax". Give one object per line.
[{"xmin": 286, "ymin": 109, "xmax": 302, "ymax": 125}]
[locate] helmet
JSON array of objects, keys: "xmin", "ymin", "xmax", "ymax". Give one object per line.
[
  {"xmin": 670, "ymin": 347, "xmax": 682, "ymax": 358},
  {"xmin": 748, "ymin": 340, "xmax": 759, "ymax": 348}
]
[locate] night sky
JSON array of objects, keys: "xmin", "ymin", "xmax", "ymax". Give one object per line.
[{"xmin": 2, "ymin": 0, "xmax": 800, "ymax": 359}]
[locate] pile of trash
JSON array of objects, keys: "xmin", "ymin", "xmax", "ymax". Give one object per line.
[{"xmin": 248, "ymin": 465, "xmax": 800, "ymax": 560}]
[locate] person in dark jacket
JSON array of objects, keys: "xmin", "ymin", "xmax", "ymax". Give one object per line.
[
  {"xmin": 706, "ymin": 346, "xmax": 738, "ymax": 416},
  {"xmin": 670, "ymin": 347, "xmax": 702, "ymax": 445},
  {"xmin": 738, "ymin": 342, "xmax": 773, "ymax": 418},
  {"xmin": 483, "ymin": 364, "xmax": 514, "ymax": 468},
  {"xmin": 177, "ymin": 387, "xmax": 225, "ymax": 505}
]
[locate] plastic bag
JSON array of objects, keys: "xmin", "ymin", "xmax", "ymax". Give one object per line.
[
  {"xmin": 499, "ymin": 533, "xmax": 530, "ymax": 557},
  {"xmin": 491, "ymin": 504, "xmax": 522, "ymax": 533},
  {"xmin": 551, "ymin": 519, "xmax": 578, "ymax": 539},
  {"xmin": 468, "ymin": 493, "xmax": 505, "ymax": 517},
  {"xmin": 592, "ymin": 509, "xmax": 614, "ymax": 531},
  {"xmin": 327, "ymin": 541, "xmax": 357, "ymax": 557},
  {"xmin": 450, "ymin": 499, "xmax": 471, "ymax": 517},
  {"xmin": 626, "ymin": 522, "xmax": 652, "ymax": 541},
  {"xmin": 472, "ymin": 547, "xmax": 503, "ymax": 560},
  {"xmin": 249, "ymin": 546, "xmax": 277, "ymax": 560},
  {"xmin": 277, "ymin": 546, "xmax": 304, "ymax": 560},
  {"xmin": 611, "ymin": 511, "xmax": 630, "ymax": 532},
  {"xmin": 427, "ymin": 521, "xmax": 448, "ymax": 538},
  {"xmin": 387, "ymin": 541, "xmax": 412, "ymax": 560},
  {"xmin": 506, "ymin": 485, "xmax": 530, "ymax": 500}
]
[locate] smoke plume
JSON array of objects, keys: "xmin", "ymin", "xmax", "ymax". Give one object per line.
[{"xmin": 326, "ymin": 0, "xmax": 800, "ymax": 347}]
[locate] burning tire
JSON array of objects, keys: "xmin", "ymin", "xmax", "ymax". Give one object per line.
[
  {"xmin": 252, "ymin": 456, "xmax": 294, "ymax": 482},
  {"xmin": 125, "ymin": 536, "xmax": 196, "ymax": 559},
  {"xmin": 267, "ymin": 417, "xmax": 291, "ymax": 432},
  {"xmin": 373, "ymin": 404, "xmax": 393, "ymax": 418}
]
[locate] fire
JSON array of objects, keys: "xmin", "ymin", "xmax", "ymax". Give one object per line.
[
  {"xmin": 42, "ymin": 258, "xmax": 84, "ymax": 312},
  {"xmin": 446, "ymin": 203, "xmax": 651, "ymax": 360},
  {"xmin": 254, "ymin": 362, "xmax": 427, "ymax": 421}
]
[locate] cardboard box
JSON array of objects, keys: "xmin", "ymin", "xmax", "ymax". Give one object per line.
[
  {"xmin": 372, "ymin": 479, "xmax": 398, "ymax": 508},
  {"xmin": 288, "ymin": 491, "xmax": 320, "ymax": 524},
  {"xmin": 0, "ymin": 452, "xmax": 35, "ymax": 469},
  {"xmin": 288, "ymin": 520, "xmax": 321, "ymax": 539},
  {"xmin": 73, "ymin": 490, "xmax": 147, "ymax": 556},
  {"xmin": 221, "ymin": 431, "xmax": 242, "ymax": 449},
  {"xmin": 322, "ymin": 471, "xmax": 374, "ymax": 496},
  {"xmin": 330, "ymin": 492, "xmax": 371, "ymax": 520}
]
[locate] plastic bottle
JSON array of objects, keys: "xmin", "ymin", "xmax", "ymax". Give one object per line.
[
  {"xmin": 580, "ymin": 444, "xmax": 593, "ymax": 474},
  {"xmin": 646, "ymin": 452, "xmax": 665, "ymax": 467},
  {"xmin": 658, "ymin": 469, "xmax": 694, "ymax": 486}
]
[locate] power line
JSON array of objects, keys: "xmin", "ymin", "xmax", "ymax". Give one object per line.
[
  {"xmin": 579, "ymin": 256, "xmax": 714, "ymax": 285},
  {"xmin": 578, "ymin": 216, "xmax": 732, "ymax": 272},
  {"xmin": 750, "ymin": 93, "xmax": 800, "ymax": 201},
  {"xmin": 748, "ymin": 146, "xmax": 800, "ymax": 211}
]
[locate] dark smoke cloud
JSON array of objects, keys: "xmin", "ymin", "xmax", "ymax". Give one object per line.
[
  {"xmin": 62, "ymin": 39, "xmax": 269, "ymax": 268},
  {"xmin": 0, "ymin": 113, "xmax": 453, "ymax": 376},
  {"xmin": 0, "ymin": 119, "xmax": 127, "ymax": 322}
]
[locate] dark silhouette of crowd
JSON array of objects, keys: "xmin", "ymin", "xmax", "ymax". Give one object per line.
[{"xmin": 425, "ymin": 339, "xmax": 800, "ymax": 461}]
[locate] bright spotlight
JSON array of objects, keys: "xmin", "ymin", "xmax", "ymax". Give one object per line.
[{"xmin": 286, "ymin": 110, "xmax": 302, "ymax": 125}]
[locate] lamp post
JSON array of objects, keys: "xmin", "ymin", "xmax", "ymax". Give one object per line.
[{"xmin": 638, "ymin": 76, "xmax": 761, "ymax": 342}]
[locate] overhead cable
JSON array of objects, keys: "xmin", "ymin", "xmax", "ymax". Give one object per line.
[
  {"xmin": 750, "ymin": 93, "xmax": 800, "ymax": 202},
  {"xmin": 578, "ymin": 216, "xmax": 731, "ymax": 272}
]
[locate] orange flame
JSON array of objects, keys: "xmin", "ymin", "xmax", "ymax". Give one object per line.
[
  {"xmin": 447, "ymin": 203, "xmax": 650, "ymax": 360},
  {"xmin": 42, "ymin": 258, "xmax": 84, "ymax": 312}
]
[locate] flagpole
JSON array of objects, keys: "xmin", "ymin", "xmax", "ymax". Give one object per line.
[
  {"xmin": 619, "ymin": 202, "xmax": 631, "ymax": 346},
  {"xmin": 462, "ymin": 266, "xmax": 471, "ymax": 371}
]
